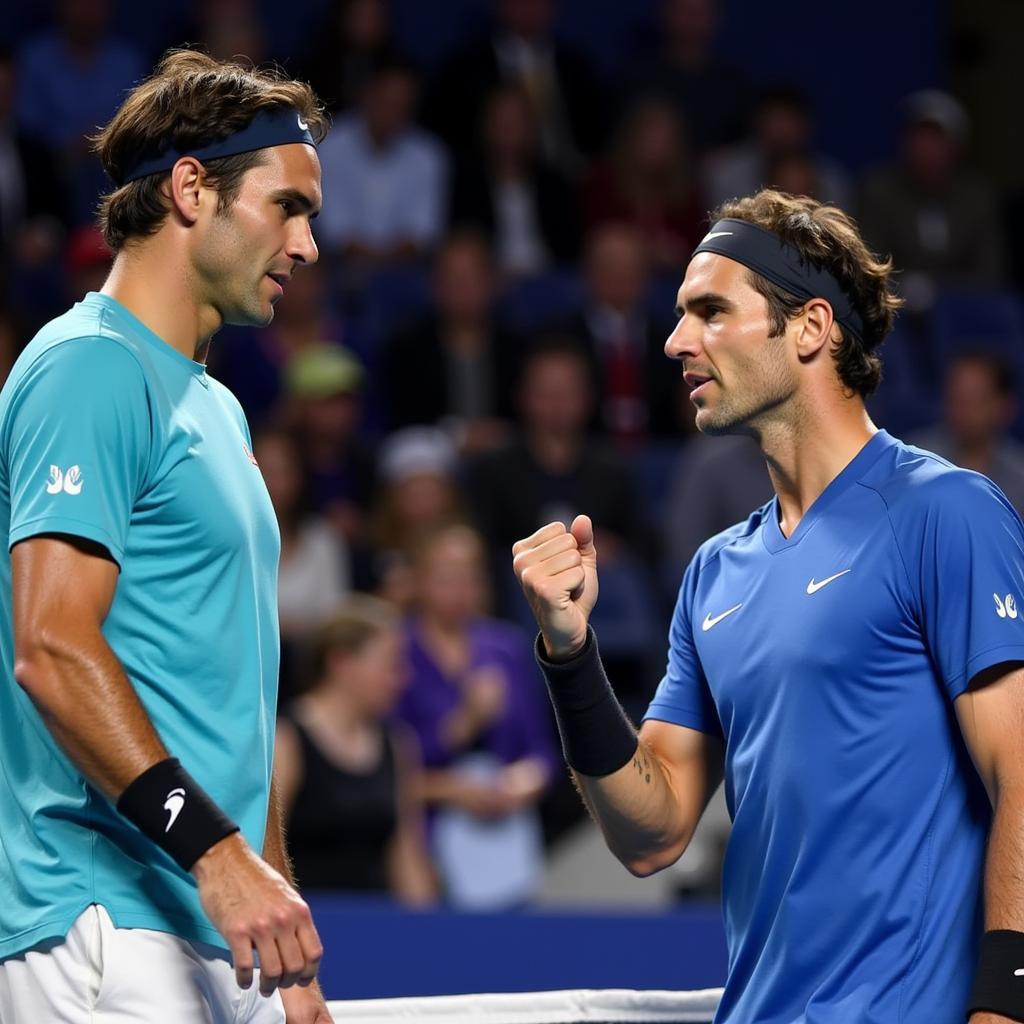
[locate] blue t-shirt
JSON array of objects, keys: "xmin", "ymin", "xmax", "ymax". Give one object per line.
[
  {"xmin": 0, "ymin": 293, "xmax": 281, "ymax": 959},
  {"xmin": 646, "ymin": 430, "xmax": 1024, "ymax": 1024}
]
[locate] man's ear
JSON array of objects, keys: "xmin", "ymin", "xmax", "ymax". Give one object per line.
[
  {"xmin": 166, "ymin": 157, "xmax": 207, "ymax": 227},
  {"xmin": 794, "ymin": 297, "xmax": 836, "ymax": 363}
]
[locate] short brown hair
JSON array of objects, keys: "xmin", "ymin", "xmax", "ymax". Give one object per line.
[
  {"xmin": 92, "ymin": 49, "xmax": 328, "ymax": 251},
  {"xmin": 309, "ymin": 595, "xmax": 399, "ymax": 685},
  {"xmin": 710, "ymin": 190, "xmax": 903, "ymax": 397}
]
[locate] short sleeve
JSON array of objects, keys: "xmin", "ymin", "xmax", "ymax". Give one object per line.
[
  {"xmin": 643, "ymin": 558, "xmax": 722, "ymax": 736},
  {"xmin": 906, "ymin": 471, "xmax": 1024, "ymax": 700},
  {"xmin": 3, "ymin": 338, "xmax": 151, "ymax": 566}
]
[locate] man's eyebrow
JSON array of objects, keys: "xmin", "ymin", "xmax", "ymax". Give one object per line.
[
  {"xmin": 675, "ymin": 291, "xmax": 734, "ymax": 317},
  {"xmin": 272, "ymin": 188, "xmax": 321, "ymax": 218}
]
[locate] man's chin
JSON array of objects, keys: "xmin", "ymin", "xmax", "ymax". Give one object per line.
[
  {"xmin": 695, "ymin": 407, "xmax": 741, "ymax": 437},
  {"xmin": 224, "ymin": 304, "xmax": 275, "ymax": 329}
]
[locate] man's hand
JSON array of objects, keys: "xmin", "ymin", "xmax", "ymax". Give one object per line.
[
  {"xmin": 281, "ymin": 980, "xmax": 334, "ymax": 1023},
  {"xmin": 192, "ymin": 833, "xmax": 323, "ymax": 995},
  {"xmin": 512, "ymin": 515, "xmax": 598, "ymax": 661}
]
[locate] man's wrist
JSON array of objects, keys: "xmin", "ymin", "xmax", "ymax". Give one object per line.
[
  {"xmin": 534, "ymin": 628, "xmax": 637, "ymax": 777},
  {"xmin": 191, "ymin": 831, "xmax": 246, "ymax": 883},
  {"xmin": 540, "ymin": 630, "xmax": 590, "ymax": 664},
  {"xmin": 117, "ymin": 757, "xmax": 240, "ymax": 873}
]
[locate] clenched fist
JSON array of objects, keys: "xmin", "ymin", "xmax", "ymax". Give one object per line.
[{"xmin": 512, "ymin": 514, "xmax": 599, "ymax": 661}]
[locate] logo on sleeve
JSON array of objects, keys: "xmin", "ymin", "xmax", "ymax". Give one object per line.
[
  {"xmin": 45, "ymin": 465, "xmax": 83, "ymax": 495},
  {"xmin": 994, "ymin": 593, "xmax": 1019, "ymax": 619},
  {"xmin": 163, "ymin": 788, "xmax": 186, "ymax": 832}
]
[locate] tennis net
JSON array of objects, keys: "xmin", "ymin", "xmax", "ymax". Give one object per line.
[{"xmin": 326, "ymin": 987, "xmax": 723, "ymax": 1023}]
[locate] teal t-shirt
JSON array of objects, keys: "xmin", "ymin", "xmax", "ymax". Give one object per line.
[{"xmin": 0, "ymin": 292, "xmax": 281, "ymax": 959}]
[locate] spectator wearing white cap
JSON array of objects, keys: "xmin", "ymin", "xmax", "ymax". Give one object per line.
[{"xmin": 369, "ymin": 427, "xmax": 471, "ymax": 607}]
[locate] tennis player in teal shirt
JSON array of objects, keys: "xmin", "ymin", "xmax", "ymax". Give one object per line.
[{"xmin": 0, "ymin": 51, "xmax": 332, "ymax": 1024}]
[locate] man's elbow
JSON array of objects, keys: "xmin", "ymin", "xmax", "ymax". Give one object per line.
[
  {"xmin": 618, "ymin": 838, "xmax": 689, "ymax": 879},
  {"xmin": 14, "ymin": 630, "xmax": 69, "ymax": 706}
]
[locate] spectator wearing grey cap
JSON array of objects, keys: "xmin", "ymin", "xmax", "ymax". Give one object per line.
[
  {"xmin": 858, "ymin": 89, "xmax": 1004, "ymax": 312},
  {"xmin": 284, "ymin": 345, "xmax": 379, "ymax": 583}
]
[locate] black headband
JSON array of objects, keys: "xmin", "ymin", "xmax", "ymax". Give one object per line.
[
  {"xmin": 691, "ymin": 218, "xmax": 866, "ymax": 340},
  {"xmin": 120, "ymin": 107, "xmax": 316, "ymax": 185}
]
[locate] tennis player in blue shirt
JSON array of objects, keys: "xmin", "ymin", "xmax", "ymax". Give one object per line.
[
  {"xmin": 514, "ymin": 190, "xmax": 1024, "ymax": 1024},
  {"xmin": 0, "ymin": 51, "xmax": 331, "ymax": 1024}
]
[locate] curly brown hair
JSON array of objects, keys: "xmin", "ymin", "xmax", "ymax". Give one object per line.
[
  {"xmin": 710, "ymin": 190, "xmax": 902, "ymax": 397},
  {"xmin": 92, "ymin": 49, "xmax": 329, "ymax": 251}
]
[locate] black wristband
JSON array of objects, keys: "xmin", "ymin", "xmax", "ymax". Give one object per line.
[
  {"xmin": 535, "ymin": 627, "xmax": 638, "ymax": 777},
  {"xmin": 116, "ymin": 758, "xmax": 240, "ymax": 872},
  {"xmin": 967, "ymin": 930, "xmax": 1024, "ymax": 1022}
]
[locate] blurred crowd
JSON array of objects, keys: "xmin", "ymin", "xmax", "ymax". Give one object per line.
[{"xmin": 2, "ymin": 0, "xmax": 1024, "ymax": 908}]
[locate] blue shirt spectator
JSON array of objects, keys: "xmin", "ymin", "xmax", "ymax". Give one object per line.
[
  {"xmin": 15, "ymin": 0, "xmax": 144, "ymax": 226},
  {"xmin": 316, "ymin": 56, "xmax": 447, "ymax": 262}
]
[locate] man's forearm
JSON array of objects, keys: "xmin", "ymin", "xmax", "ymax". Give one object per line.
[
  {"xmin": 263, "ymin": 777, "xmax": 296, "ymax": 883},
  {"xmin": 574, "ymin": 741, "xmax": 696, "ymax": 877},
  {"xmin": 263, "ymin": 778, "xmax": 329, "ymax": 1013},
  {"xmin": 971, "ymin": 786, "xmax": 1024, "ymax": 1024},
  {"xmin": 15, "ymin": 625, "xmax": 169, "ymax": 800},
  {"xmin": 981, "ymin": 786, "xmax": 1024, "ymax": 930}
]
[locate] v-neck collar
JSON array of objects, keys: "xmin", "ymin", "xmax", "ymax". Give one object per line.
[{"xmin": 761, "ymin": 430, "xmax": 896, "ymax": 554}]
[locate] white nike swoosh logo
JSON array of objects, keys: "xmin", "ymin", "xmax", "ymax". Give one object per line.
[
  {"xmin": 700, "ymin": 231, "xmax": 734, "ymax": 242},
  {"xmin": 806, "ymin": 569, "xmax": 852, "ymax": 594},
  {"xmin": 297, "ymin": 114, "xmax": 309, "ymax": 131},
  {"xmin": 163, "ymin": 788, "xmax": 186, "ymax": 832},
  {"xmin": 1015, "ymin": 968, "xmax": 1024, "ymax": 976},
  {"xmin": 702, "ymin": 603, "xmax": 743, "ymax": 631}
]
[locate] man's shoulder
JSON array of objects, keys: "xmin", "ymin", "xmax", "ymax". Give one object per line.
[
  {"xmin": 861, "ymin": 436, "xmax": 1015, "ymax": 529},
  {"xmin": 692, "ymin": 501, "xmax": 774, "ymax": 571},
  {"xmin": 6, "ymin": 304, "xmax": 148, "ymax": 399}
]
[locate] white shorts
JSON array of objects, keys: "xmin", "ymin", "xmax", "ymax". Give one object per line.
[{"xmin": 0, "ymin": 904, "xmax": 285, "ymax": 1023}]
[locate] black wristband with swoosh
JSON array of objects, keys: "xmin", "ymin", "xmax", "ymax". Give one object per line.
[
  {"xmin": 116, "ymin": 757, "xmax": 239, "ymax": 872},
  {"xmin": 967, "ymin": 930, "xmax": 1024, "ymax": 1022},
  {"xmin": 535, "ymin": 627, "xmax": 638, "ymax": 777}
]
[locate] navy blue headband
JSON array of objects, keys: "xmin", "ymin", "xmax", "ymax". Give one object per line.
[
  {"xmin": 691, "ymin": 218, "xmax": 866, "ymax": 340},
  {"xmin": 120, "ymin": 107, "xmax": 316, "ymax": 185}
]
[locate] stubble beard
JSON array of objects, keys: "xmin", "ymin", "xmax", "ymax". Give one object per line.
[{"xmin": 696, "ymin": 338, "xmax": 797, "ymax": 438}]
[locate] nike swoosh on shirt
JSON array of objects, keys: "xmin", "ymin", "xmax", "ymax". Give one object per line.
[
  {"xmin": 702, "ymin": 603, "xmax": 743, "ymax": 631},
  {"xmin": 806, "ymin": 569, "xmax": 852, "ymax": 594}
]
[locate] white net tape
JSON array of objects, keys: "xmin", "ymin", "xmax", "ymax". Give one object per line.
[{"xmin": 326, "ymin": 988, "xmax": 723, "ymax": 1023}]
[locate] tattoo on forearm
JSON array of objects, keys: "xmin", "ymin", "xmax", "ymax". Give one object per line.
[{"xmin": 632, "ymin": 750, "xmax": 652, "ymax": 785}]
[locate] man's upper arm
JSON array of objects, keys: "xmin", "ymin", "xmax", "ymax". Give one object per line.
[
  {"xmin": 12, "ymin": 536, "xmax": 119, "ymax": 658},
  {"xmin": 955, "ymin": 662, "xmax": 1024, "ymax": 804},
  {"xmin": 4, "ymin": 337, "xmax": 151, "ymax": 567}
]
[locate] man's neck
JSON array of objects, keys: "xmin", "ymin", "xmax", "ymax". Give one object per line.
[
  {"xmin": 757, "ymin": 396, "xmax": 876, "ymax": 539},
  {"xmin": 101, "ymin": 240, "xmax": 219, "ymax": 363}
]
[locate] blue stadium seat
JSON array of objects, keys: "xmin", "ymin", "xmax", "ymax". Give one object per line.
[
  {"xmin": 631, "ymin": 440, "xmax": 683, "ymax": 529},
  {"xmin": 495, "ymin": 270, "xmax": 585, "ymax": 333},
  {"xmin": 348, "ymin": 264, "xmax": 434, "ymax": 360},
  {"xmin": 928, "ymin": 288, "xmax": 1024, "ymax": 376},
  {"xmin": 869, "ymin": 319, "xmax": 939, "ymax": 437}
]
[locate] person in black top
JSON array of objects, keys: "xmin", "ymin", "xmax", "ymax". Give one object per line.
[{"xmin": 274, "ymin": 595, "xmax": 437, "ymax": 902}]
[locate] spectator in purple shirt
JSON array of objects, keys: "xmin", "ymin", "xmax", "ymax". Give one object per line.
[{"xmin": 394, "ymin": 523, "xmax": 557, "ymax": 906}]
